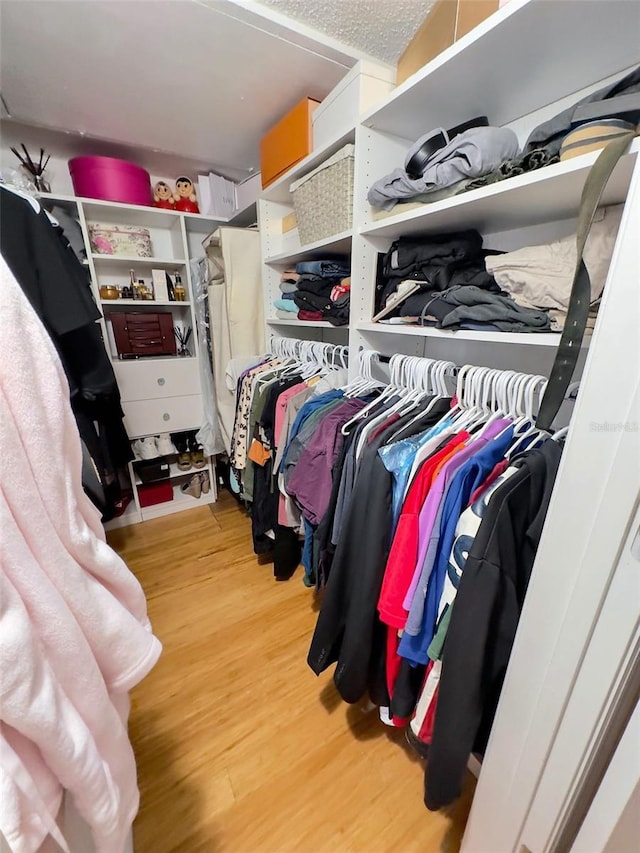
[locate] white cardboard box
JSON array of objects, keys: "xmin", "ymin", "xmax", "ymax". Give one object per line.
[{"xmin": 312, "ymin": 60, "xmax": 395, "ymax": 150}]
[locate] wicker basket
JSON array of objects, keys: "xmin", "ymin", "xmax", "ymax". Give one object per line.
[{"xmin": 290, "ymin": 144, "xmax": 354, "ymax": 245}]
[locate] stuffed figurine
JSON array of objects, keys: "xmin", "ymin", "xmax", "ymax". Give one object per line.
[
  {"xmin": 173, "ymin": 176, "xmax": 199, "ymax": 213},
  {"xmin": 153, "ymin": 181, "xmax": 175, "ymax": 209}
]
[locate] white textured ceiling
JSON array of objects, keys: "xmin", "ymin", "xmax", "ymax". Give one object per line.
[{"xmin": 255, "ymin": 0, "xmax": 436, "ymax": 64}]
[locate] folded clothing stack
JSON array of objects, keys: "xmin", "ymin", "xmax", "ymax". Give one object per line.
[
  {"xmin": 485, "ymin": 205, "xmax": 622, "ymax": 331},
  {"xmin": 276, "ymin": 259, "xmax": 350, "ymax": 325},
  {"xmin": 375, "ymin": 207, "xmax": 623, "ymax": 334},
  {"xmin": 374, "ymin": 228, "xmax": 552, "ymax": 334},
  {"xmin": 368, "ymin": 66, "xmax": 640, "ymax": 213}
]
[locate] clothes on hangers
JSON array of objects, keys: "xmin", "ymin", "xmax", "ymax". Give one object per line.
[
  {"xmin": 287, "ymin": 358, "xmax": 565, "ymax": 812},
  {"xmin": 228, "ymin": 345, "xmax": 352, "ymax": 579},
  {"xmin": 0, "ymin": 185, "xmax": 132, "ymax": 519}
]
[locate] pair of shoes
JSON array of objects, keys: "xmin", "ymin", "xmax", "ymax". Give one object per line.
[
  {"xmin": 132, "ymin": 434, "xmax": 177, "ymax": 460},
  {"xmin": 172, "ymin": 431, "xmax": 206, "ymax": 470},
  {"xmin": 180, "ymin": 471, "xmax": 211, "ymax": 499}
]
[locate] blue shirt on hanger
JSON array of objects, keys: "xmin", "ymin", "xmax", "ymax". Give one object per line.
[{"xmin": 399, "ymin": 425, "xmax": 514, "ymax": 666}]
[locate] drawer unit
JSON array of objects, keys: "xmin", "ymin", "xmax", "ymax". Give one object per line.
[
  {"xmin": 114, "ymin": 358, "xmax": 200, "ymax": 401},
  {"xmin": 122, "ymin": 394, "xmax": 202, "ymax": 437},
  {"xmin": 111, "ymin": 311, "xmax": 176, "ymax": 358}
]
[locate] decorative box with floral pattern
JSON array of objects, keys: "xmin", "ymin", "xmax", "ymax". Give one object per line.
[{"xmin": 88, "ymin": 223, "xmax": 153, "ymax": 257}]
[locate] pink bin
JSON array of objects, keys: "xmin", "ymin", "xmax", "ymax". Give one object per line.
[{"xmin": 69, "ymin": 156, "xmax": 152, "ymax": 206}]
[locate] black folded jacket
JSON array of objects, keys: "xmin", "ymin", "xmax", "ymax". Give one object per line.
[
  {"xmin": 379, "ymin": 230, "xmax": 502, "ymax": 311},
  {"xmin": 296, "ymin": 275, "xmax": 342, "ymax": 298},
  {"xmin": 293, "ymin": 291, "xmax": 349, "ymax": 326}
]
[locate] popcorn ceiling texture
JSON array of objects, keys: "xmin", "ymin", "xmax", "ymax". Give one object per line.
[{"xmin": 256, "ymin": 0, "xmax": 437, "ymax": 64}]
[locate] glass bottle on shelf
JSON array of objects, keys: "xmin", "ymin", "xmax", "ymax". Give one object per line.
[
  {"xmin": 173, "ymin": 273, "xmax": 186, "ymax": 302},
  {"xmin": 130, "ymin": 269, "xmax": 140, "ymax": 300}
]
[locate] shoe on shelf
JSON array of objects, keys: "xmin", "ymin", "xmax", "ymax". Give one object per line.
[
  {"xmin": 188, "ymin": 434, "xmax": 206, "ymax": 469},
  {"xmin": 172, "ymin": 432, "xmax": 192, "ymax": 470},
  {"xmin": 156, "ymin": 434, "xmax": 177, "ymax": 456},
  {"xmin": 181, "ymin": 473, "xmax": 202, "ymax": 499},
  {"xmin": 200, "ymin": 471, "xmax": 210, "ymax": 495},
  {"xmin": 133, "ymin": 437, "xmax": 159, "ymax": 460}
]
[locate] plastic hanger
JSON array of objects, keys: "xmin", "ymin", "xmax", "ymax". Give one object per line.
[
  {"xmin": 341, "ymin": 352, "xmax": 406, "ymax": 437},
  {"xmin": 506, "ymin": 375, "xmax": 548, "ymax": 457}
]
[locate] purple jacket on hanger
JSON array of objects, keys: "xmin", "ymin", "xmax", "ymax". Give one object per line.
[{"xmin": 286, "ymin": 398, "xmax": 367, "ymax": 526}]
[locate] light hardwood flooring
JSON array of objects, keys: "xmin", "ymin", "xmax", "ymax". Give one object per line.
[{"xmin": 108, "ymin": 491, "xmax": 475, "ymax": 853}]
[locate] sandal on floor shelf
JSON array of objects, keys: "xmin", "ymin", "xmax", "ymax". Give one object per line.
[
  {"xmin": 190, "ymin": 446, "xmax": 206, "ymax": 469},
  {"xmin": 177, "ymin": 452, "xmax": 192, "ymax": 471},
  {"xmin": 181, "ymin": 474, "xmax": 202, "ymax": 499}
]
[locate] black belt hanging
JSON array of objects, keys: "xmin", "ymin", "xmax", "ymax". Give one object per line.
[{"xmin": 535, "ymin": 129, "xmax": 637, "ymax": 431}]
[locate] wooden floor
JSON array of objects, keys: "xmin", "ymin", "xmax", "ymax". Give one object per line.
[{"xmin": 108, "ymin": 491, "xmax": 475, "ymax": 853}]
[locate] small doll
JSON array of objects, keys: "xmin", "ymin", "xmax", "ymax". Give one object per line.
[
  {"xmin": 153, "ymin": 181, "xmax": 175, "ymax": 210},
  {"xmin": 173, "ymin": 176, "xmax": 199, "ymax": 213}
]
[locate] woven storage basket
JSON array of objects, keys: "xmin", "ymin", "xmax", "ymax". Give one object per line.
[{"xmin": 290, "ymin": 144, "xmax": 354, "ymax": 245}]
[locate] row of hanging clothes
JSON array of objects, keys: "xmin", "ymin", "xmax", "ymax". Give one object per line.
[
  {"xmin": 230, "ymin": 339, "xmax": 570, "ymax": 811},
  {"xmin": 228, "ymin": 337, "xmax": 351, "ymax": 580}
]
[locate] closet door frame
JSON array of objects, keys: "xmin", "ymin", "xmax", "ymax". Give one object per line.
[
  {"xmin": 570, "ymin": 699, "xmax": 640, "ymax": 853},
  {"xmin": 461, "ymin": 159, "xmax": 640, "ymax": 852}
]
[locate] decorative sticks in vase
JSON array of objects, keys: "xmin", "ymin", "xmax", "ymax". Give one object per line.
[{"xmin": 10, "ymin": 144, "xmax": 51, "ymax": 192}]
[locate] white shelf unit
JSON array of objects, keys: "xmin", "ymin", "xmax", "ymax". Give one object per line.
[
  {"xmin": 133, "ymin": 460, "xmax": 213, "ymax": 485},
  {"xmin": 255, "ymin": 2, "xmax": 640, "ymax": 850},
  {"xmin": 359, "ymin": 140, "xmax": 640, "ymax": 238},
  {"xmin": 100, "ymin": 299, "xmax": 191, "ymax": 307},
  {"xmin": 267, "ymin": 318, "xmax": 341, "ymax": 329},
  {"xmin": 132, "ymin": 455, "xmax": 217, "ymax": 522},
  {"xmin": 264, "ymin": 229, "xmax": 352, "ymax": 265},
  {"xmin": 90, "ymin": 254, "xmax": 187, "ymax": 266},
  {"xmin": 258, "ymin": 143, "xmax": 353, "ymax": 345},
  {"xmin": 355, "ymin": 321, "xmax": 592, "ymax": 347},
  {"xmin": 139, "ymin": 477, "xmax": 216, "ymax": 522},
  {"xmin": 44, "ymin": 193, "xmax": 225, "ymax": 526}
]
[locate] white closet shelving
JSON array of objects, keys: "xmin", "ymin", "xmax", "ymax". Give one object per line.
[
  {"xmin": 256, "ymin": 1, "xmax": 640, "ymax": 850},
  {"xmin": 44, "ymin": 192, "xmax": 225, "ymax": 527}
]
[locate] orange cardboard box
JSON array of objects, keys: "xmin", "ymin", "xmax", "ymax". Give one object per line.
[
  {"xmin": 456, "ymin": 0, "xmax": 500, "ymax": 40},
  {"xmin": 396, "ymin": 0, "xmax": 457, "ymax": 86},
  {"xmin": 396, "ymin": 0, "xmax": 501, "ymax": 86},
  {"xmin": 260, "ymin": 97, "xmax": 320, "ymax": 189}
]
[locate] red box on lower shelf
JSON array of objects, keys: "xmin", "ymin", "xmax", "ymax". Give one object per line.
[{"xmin": 138, "ymin": 481, "xmax": 173, "ymax": 507}]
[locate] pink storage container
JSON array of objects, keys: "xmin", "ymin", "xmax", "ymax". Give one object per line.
[{"xmin": 69, "ymin": 156, "xmax": 152, "ymax": 206}]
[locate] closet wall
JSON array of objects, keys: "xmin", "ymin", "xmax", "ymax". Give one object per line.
[{"xmin": 255, "ymin": 1, "xmax": 640, "ymax": 850}]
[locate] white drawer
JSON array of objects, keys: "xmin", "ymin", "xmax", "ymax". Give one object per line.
[
  {"xmin": 122, "ymin": 394, "xmax": 202, "ymax": 438},
  {"xmin": 114, "ymin": 359, "xmax": 200, "ymax": 402}
]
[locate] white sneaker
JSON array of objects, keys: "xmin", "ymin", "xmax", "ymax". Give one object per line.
[
  {"xmin": 156, "ymin": 434, "xmax": 177, "ymax": 455},
  {"xmin": 133, "ymin": 437, "xmax": 159, "ymax": 459}
]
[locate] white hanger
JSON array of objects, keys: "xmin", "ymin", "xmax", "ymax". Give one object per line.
[
  {"xmin": 341, "ymin": 352, "xmax": 404, "ymax": 436},
  {"xmin": 506, "ymin": 374, "xmax": 548, "ymax": 457}
]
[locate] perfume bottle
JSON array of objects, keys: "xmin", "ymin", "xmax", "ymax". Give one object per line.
[
  {"xmin": 130, "ymin": 269, "xmax": 140, "ymax": 300},
  {"xmin": 174, "ymin": 273, "xmax": 186, "ymax": 302}
]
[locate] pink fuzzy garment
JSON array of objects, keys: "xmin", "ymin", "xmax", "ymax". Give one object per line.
[{"xmin": 0, "ymin": 255, "xmax": 162, "ymax": 852}]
